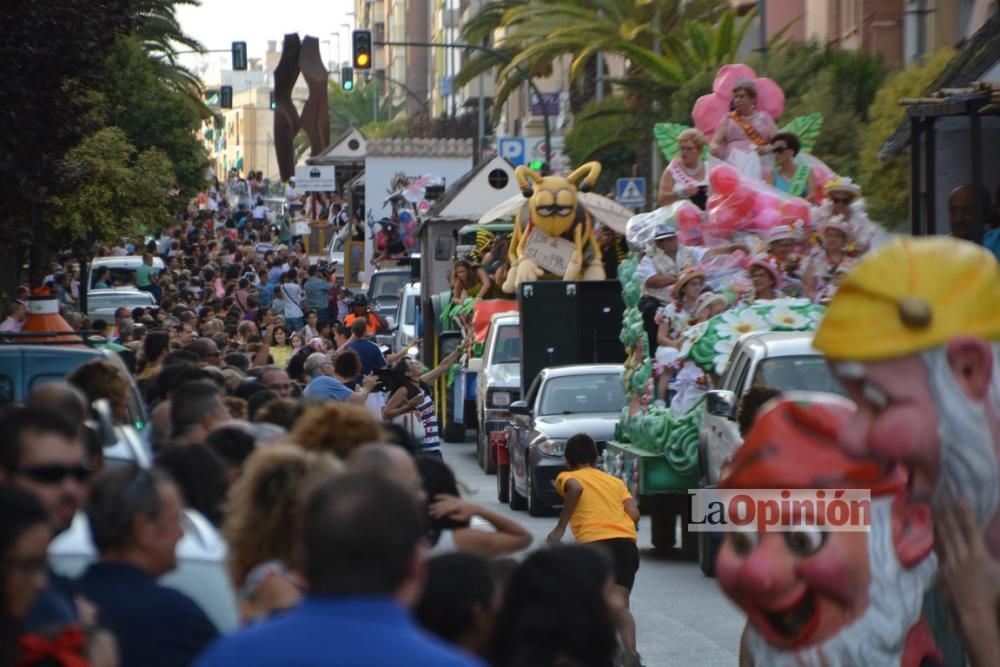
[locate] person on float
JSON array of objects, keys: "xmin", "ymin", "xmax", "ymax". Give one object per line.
[
  {"xmin": 814, "ymin": 237, "xmax": 1000, "ymax": 665},
  {"xmin": 668, "ymin": 291, "xmax": 730, "ymax": 414},
  {"xmin": 653, "ymin": 268, "xmax": 705, "ymax": 402},
  {"xmin": 657, "ymin": 129, "xmax": 711, "ymax": 210},
  {"xmin": 765, "ymin": 132, "xmax": 815, "ymax": 201},
  {"xmin": 802, "ymin": 217, "xmax": 857, "ymax": 305},
  {"xmin": 451, "ymin": 259, "xmax": 490, "ymax": 304},
  {"xmin": 815, "ymin": 177, "xmax": 877, "ymax": 253},
  {"xmin": 709, "ymin": 80, "xmax": 779, "ymax": 181},
  {"xmin": 718, "ymin": 395, "xmax": 941, "ymax": 667},
  {"xmin": 744, "ymin": 255, "xmax": 782, "ymax": 303},
  {"xmin": 763, "ymin": 224, "xmax": 804, "ymax": 293}
]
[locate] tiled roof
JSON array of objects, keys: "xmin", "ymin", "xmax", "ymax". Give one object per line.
[{"xmin": 367, "ymin": 138, "xmax": 475, "ymax": 158}]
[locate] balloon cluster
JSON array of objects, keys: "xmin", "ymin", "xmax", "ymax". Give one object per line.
[
  {"xmin": 684, "ymin": 162, "xmax": 812, "ymax": 245},
  {"xmin": 692, "ymin": 64, "xmax": 785, "ymax": 136},
  {"xmin": 398, "ymin": 210, "xmax": 420, "ymax": 250}
]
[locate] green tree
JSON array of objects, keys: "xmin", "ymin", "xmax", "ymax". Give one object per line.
[
  {"xmin": 98, "ymin": 37, "xmax": 209, "ymax": 202},
  {"xmin": 132, "ymin": 0, "xmax": 206, "ymax": 101},
  {"xmin": 858, "ymin": 48, "xmax": 955, "ymax": 229},
  {"xmin": 54, "ymin": 127, "xmax": 175, "ymax": 243}
]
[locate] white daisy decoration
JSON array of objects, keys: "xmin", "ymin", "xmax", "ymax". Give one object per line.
[
  {"xmin": 766, "ymin": 305, "xmax": 811, "ymax": 329},
  {"xmin": 714, "ymin": 309, "xmax": 768, "ymax": 341},
  {"xmin": 713, "ymin": 338, "xmax": 736, "ymax": 375}
]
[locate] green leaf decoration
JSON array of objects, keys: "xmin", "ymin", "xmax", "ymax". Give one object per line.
[
  {"xmin": 653, "ymin": 122, "xmax": 691, "ymax": 162},
  {"xmin": 780, "ymin": 113, "xmax": 824, "ymax": 154}
]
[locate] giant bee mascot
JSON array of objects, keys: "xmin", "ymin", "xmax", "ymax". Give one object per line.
[{"xmin": 502, "ymin": 161, "xmax": 605, "ymax": 293}]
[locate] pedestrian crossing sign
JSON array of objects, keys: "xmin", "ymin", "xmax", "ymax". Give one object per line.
[{"xmin": 616, "ymin": 177, "xmax": 646, "ymax": 207}]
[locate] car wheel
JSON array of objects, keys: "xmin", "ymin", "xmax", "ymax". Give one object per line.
[
  {"xmin": 497, "ymin": 464, "xmax": 510, "ymax": 503},
  {"xmin": 508, "ymin": 465, "xmax": 527, "ymax": 511},
  {"xmin": 477, "ymin": 426, "xmax": 496, "ymax": 474},
  {"xmin": 698, "ymin": 530, "xmax": 718, "ymax": 578},
  {"xmin": 527, "ymin": 470, "xmax": 547, "ymax": 517}
]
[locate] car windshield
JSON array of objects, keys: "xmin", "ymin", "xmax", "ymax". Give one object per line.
[
  {"xmin": 492, "ymin": 325, "xmax": 520, "ymax": 364},
  {"xmin": 538, "ymin": 373, "xmax": 626, "ymax": 416},
  {"xmin": 370, "ymin": 273, "xmax": 405, "ymax": 300},
  {"xmin": 91, "ymin": 267, "xmax": 138, "ymax": 288},
  {"xmin": 751, "ymin": 355, "xmax": 847, "ymax": 396}
]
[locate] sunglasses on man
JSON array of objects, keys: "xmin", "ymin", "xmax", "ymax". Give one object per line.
[{"xmin": 18, "ymin": 462, "xmax": 93, "ymax": 485}]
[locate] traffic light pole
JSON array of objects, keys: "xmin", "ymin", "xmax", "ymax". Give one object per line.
[{"xmin": 372, "ymin": 39, "xmax": 552, "ymax": 169}]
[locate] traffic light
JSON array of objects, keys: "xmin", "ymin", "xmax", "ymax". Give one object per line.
[
  {"xmin": 528, "ymin": 160, "xmax": 545, "ymax": 171},
  {"xmin": 220, "ymin": 85, "xmax": 233, "ymax": 109},
  {"xmin": 231, "ymin": 41, "xmax": 247, "ymax": 71},
  {"xmin": 269, "ymin": 91, "xmax": 277, "ymax": 109},
  {"xmin": 341, "ymin": 67, "xmax": 354, "ymax": 92},
  {"xmin": 352, "ymin": 30, "xmax": 372, "ymax": 70}
]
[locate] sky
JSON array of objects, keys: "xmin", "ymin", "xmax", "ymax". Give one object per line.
[{"xmin": 176, "ymin": 0, "xmax": 356, "ymax": 78}]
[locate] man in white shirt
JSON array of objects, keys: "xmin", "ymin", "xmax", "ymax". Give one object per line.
[
  {"xmin": 0, "ymin": 302, "xmax": 26, "ymax": 332},
  {"xmin": 285, "ymin": 178, "xmax": 301, "ymax": 204},
  {"xmin": 636, "ymin": 223, "xmax": 707, "ymax": 355}
]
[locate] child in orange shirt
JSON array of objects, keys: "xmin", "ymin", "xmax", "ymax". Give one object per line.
[{"xmin": 547, "ymin": 433, "xmax": 642, "ymax": 665}]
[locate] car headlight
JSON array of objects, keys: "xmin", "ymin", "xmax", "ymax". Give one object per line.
[
  {"xmin": 536, "ymin": 439, "xmax": 566, "ymax": 457},
  {"xmin": 491, "ymin": 391, "xmax": 511, "ymax": 407}
]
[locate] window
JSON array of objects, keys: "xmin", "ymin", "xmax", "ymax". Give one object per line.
[
  {"xmin": 492, "ymin": 325, "xmax": 520, "ymax": 363},
  {"xmin": 751, "ymin": 355, "xmax": 847, "ymax": 396},
  {"xmin": 487, "ymin": 168, "xmax": 509, "ymax": 190},
  {"xmin": 538, "ymin": 373, "xmax": 626, "ymax": 416}
]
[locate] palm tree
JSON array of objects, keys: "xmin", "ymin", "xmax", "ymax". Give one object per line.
[
  {"xmin": 131, "ymin": 0, "xmax": 206, "ymax": 100},
  {"xmin": 455, "ymin": 0, "xmax": 727, "ymax": 115}
]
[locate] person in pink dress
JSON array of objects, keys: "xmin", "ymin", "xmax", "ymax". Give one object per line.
[{"xmin": 709, "ymin": 80, "xmax": 779, "ymax": 181}]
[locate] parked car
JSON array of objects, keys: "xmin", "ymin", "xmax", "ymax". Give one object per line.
[
  {"xmin": 366, "ymin": 267, "xmax": 411, "ymax": 331},
  {"xmin": 86, "ymin": 288, "xmax": 156, "ymax": 321},
  {"xmin": 696, "ymin": 330, "xmax": 847, "ymax": 576},
  {"xmin": 505, "ymin": 365, "xmax": 626, "ymax": 516},
  {"xmin": 49, "ymin": 508, "xmax": 238, "ymax": 633},
  {"xmin": 468, "ymin": 312, "xmax": 520, "ymax": 479},
  {"xmin": 391, "ymin": 281, "xmax": 421, "ymax": 355},
  {"xmin": 0, "ymin": 340, "xmax": 145, "ymax": 424},
  {"xmin": 88, "ymin": 255, "xmax": 165, "ymax": 289}
]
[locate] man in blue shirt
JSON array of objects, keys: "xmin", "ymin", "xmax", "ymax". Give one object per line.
[
  {"xmin": 342, "ymin": 319, "xmax": 387, "ymax": 378},
  {"xmin": 303, "ymin": 264, "xmax": 333, "ymax": 326},
  {"xmin": 196, "ymin": 473, "xmax": 484, "ymax": 667},
  {"xmin": 75, "ymin": 465, "xmax": 219, "ymax": 667}
]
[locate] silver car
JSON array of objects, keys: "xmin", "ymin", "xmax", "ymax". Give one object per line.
[
  {"xmin": 85, "ymin": 288, "xmax": 156, "ymax": 321},
  {"xmin": 391, "ymin": 282, "xmax": 421, "ymax": 355},
  {"xmin": 469, "ymin": 312, "xmax": 520, "ymax": 476}
]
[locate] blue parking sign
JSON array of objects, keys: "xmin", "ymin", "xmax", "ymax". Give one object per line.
[{"xmin": 498, "ymin": 137, "xmax": 526, "ymax": 167}]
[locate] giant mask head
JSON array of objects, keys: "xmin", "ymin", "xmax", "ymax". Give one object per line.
[
  {"xmin": 716, "ymin": 396, "xmax": 939, "ymax": 667},
  {"xmin": 814, "ymin": 237, "xmax": 1000, "ymax": 554}
]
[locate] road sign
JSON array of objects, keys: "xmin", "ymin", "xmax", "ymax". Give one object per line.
[
  {"xmin": 498, "ymin": 137, "xmax": 526, "ymax": 166},
  {"xmin": 616, "ymin": 177, "xmax": 646, "ymax": 207},
  {"xmin": 295, "ymin": 165, "xmax": 337, "ymax": 191}
]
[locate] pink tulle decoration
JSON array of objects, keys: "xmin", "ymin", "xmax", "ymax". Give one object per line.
[
  {"xmin": 726, "ymin": 185, "xmax": 757, "ymax": 215},
  {"xmin": 752, "ymin": 207, "xmax": 783, "ymax": 233},
  {"xmin": 676, "ymin": 202, "xmax": 703, "ymax": 245}
]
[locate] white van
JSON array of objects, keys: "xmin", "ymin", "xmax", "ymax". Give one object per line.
[{"xmin": 89, "ymin": 256, "xmax": 165, "ymax": 289}]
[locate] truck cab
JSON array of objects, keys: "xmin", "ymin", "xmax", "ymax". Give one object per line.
[{"xmin": 469, "ymin": 312, "xmax": 521, "ymax": 474}]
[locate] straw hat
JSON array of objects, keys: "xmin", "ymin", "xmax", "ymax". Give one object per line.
[
  {"xmin": 817, "ymin": 215, "xmax": 855, "ymax": 242},
  {"xmin": 748, "ymin": 254, "xmax": 783, "ymax": 289},
  {"xmin": 824, "ymin": 176, "xmax": 861, "ymax": 200},
  {"xmin": 765, "ymin": 224, "xmax": 799, "ymax": 244},
  {"xmin": 673, "ymin": 267, "xmax": 705, "ymax": 299}
]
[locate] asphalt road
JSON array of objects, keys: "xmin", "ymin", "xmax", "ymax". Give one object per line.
[{"xmin": 441, "ymin": 439, "xmax": 746, "ymax": 666}]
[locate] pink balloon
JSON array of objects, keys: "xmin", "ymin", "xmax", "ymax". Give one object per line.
[
  {"xmin": 781, "ymin": 197, "xmax": 811, "ymax": 224},
  {"xmin": 752, "ymin": 207, "xmax": 783, "ymax": 233},
  {"xmin": 713, "ymin": 64, "xmax": 757, "ymax": 97},
  {"xmin": 754, "ymin": 77, "xmax": 786, "ymax": 119},
  {"xmin": 676, "ymin": 203, "xmax": 702, "ymax": 245},
  {"xmin": 692, "ymin": 93, "xmax": 731, "ymax": 136},
  {"xmin": 727, "ymin": 185, "xmax": 756, "ymax": 215},
  {"xmin": 712, "ymin": 204, "xmax": 743, "ymax": 231},
  {"xmin": 753, "ymin": 190, "xmax": 783, "ymax": 215},
  {"xmin": 709, "ymin": 163, "xmax": 742, "ymax": 196},
  {"xmin": 707, "ymin": 194, "xmax": 725, "ymax": 210}
]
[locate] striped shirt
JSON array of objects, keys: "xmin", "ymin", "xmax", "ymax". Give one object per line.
[{"xmin": 416, "ymin": 391, "xmax": 440, "ymax": 453}]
